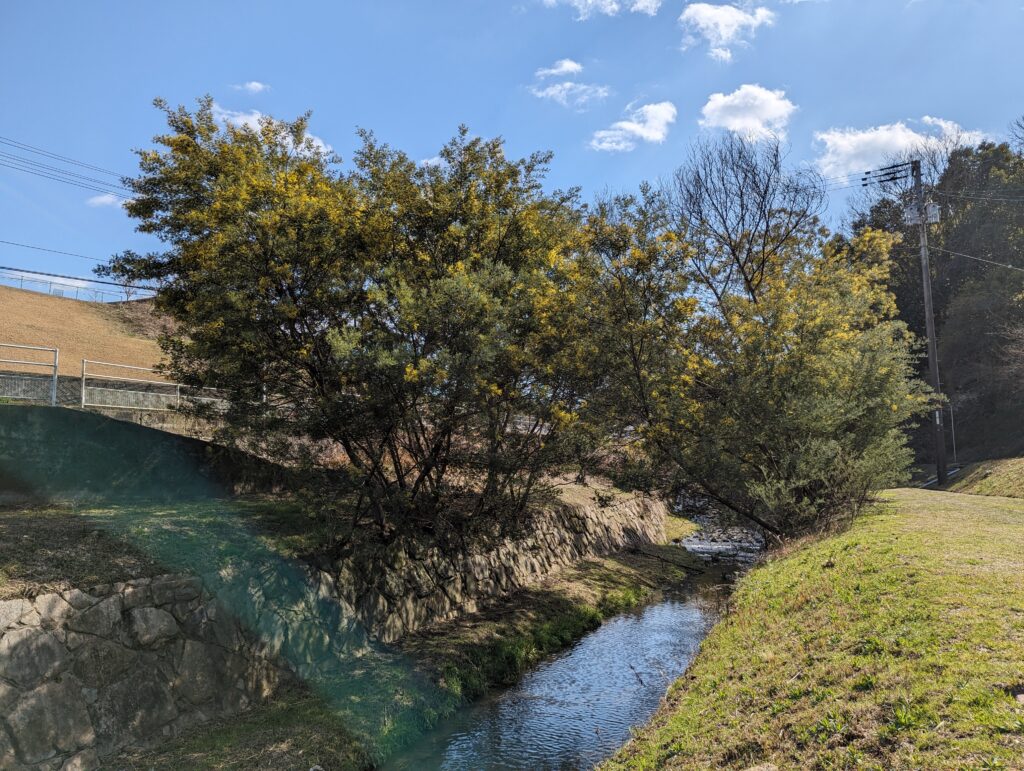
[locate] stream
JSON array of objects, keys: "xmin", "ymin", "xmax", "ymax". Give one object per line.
[{"xmin": 384, "ymin": 553, "xmax": 748, "ymax": 771}]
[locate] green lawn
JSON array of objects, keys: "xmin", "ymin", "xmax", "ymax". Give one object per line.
[
  {"xmin": 606, "ymin": 488, "xmax": 1024, "ymax": 770},
  {"xmin": 0, "ymin": 497, "xmax": 319, "ymax": 600}
]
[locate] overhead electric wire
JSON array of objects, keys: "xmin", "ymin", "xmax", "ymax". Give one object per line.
[
  {"xmin": 0, "ymin": 239, "xmax": 104, "ymax": 262},
  {"xmin": 0, "ymin": 134, "xmax": 134, "ymax": 199},
  {"xmin": 0, "ymin": 150, "xmax": 132, "ymax": 193},
  {"xmin": 930, "ymin": 245, "xmax": 1024, "ymax": 274},
  {"xmin": 0, "ymin": 264, "xmax": 154, "ymax": 290},
  {"xmin": 0, "ymin": 135, "xmax": 124, "ymax": 177},
  {"xmin": 0, "ymin": 160, "xmax": 132, "ymax": 198},
  {"xmin": 934, "ymin": 190, "xmax": 1024, "ymax": 204},
  {"xmin": 825, "ymin": 183, "xmax": 865, "ymax": 193}
]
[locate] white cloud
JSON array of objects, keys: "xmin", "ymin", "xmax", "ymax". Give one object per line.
[
  {"xmin": 530, "ymin": 57, "xmax": 608, "ymax": 111},
  {"xmin": 531, "ymin": 81, "xmax": 610, "ymax": 109},
  {"xmin": 212, "ymin": 103, "xmax": 332, "ymax": 155},
  {"xmin": 541, "ymin": 0, "xmax": 662, "ymax": 19},
  {"xmin": 590, "ymin": 101, "xmax": 677, "ymax": 152},
  {"xmin": 232, "ymin": 81, "xmax": 270, "ymax": 94},
  {"xmin": 631, "ymin": 0, "xmax": 663, "ymax": 14},
  {"xmin": 700, "ymin": 84, "xmax": 796, "ymax": 139},
  {"xmin": 815, "ymin": 116, "xmax": 987, "ymax": 177},
  {"xmin": 85, "ymin": 193, "xmax": 124, "ymax": 208},
  {"xmin": 679, "ymin": 3, "xmax": 775, "ymax": 61},
  {"xmin": 536, "ymin": 58, "xmax": 584, "ymax": 78}
]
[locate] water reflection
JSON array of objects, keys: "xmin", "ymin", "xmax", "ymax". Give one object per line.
[{"xmin": 385, "ymin": 575, "xmax": 730, "ymax": 771}]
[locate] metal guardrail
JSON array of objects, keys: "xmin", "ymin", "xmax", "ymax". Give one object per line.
[
  {"xmin": 0, "ymin": 343, "xmax": 58, "ymax": 405},
  {"xmin": 81, "ymin": 359, "xmax": 227, "ymax": 413}
]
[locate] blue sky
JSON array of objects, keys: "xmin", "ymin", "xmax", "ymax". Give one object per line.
[{"xmin": 1, "ymin": 0, "xmax": 1021, "ymax": 281}]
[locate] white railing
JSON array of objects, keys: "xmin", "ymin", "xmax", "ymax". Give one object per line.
[
  {"xmin": 0, "ymin": 343, "xmax": 58, "ymax": 405},
  {"xmin": 80, "ymin": 359, "xmax": 227, "ymax": 413}
]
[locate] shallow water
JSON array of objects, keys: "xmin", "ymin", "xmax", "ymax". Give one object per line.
[{"xmin": 384, "ymin": 571, "xmax": 731, "ymax": 771}]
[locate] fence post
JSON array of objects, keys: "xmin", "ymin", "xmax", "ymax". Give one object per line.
[
  {"xmin": 80, "ymin": 359, "xmax": 86, "ymax": 408},
  {"xmin": 51, "ymin": 348, "xmax": 59, "ymax": 406}
]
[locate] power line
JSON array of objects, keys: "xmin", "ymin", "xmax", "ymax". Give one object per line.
[
  {"xmin": 930, "ymin": 245, "xmax": 1024, "ymax": 274},
  {"xmin": 0, "ymin": 239, "xmax": 105, "ymax": 262},
  {"xmin": 825, "ymin": 183, "xmax": 864, "ymax": 194},
  {"xmin": 934, "ymin": 190, "xmax": 1024, "ymax": 204},
  {"xmin": 0, "ymin": 134, "xmax": 134, "ymax": 199},
  {"xmin": 0, "ymin": 151, "xmax": 132, "ymax": 193},
  {"xmin": 0, "ymin": 264, "xmax": 154, "ymax": 290},
  {"xmin": 0, "ymin": 135, "xmax": 125, "ymax": 177},
  {"xmin": 0, "ymin": 160, "xmax": 132, "ymax": 198}
]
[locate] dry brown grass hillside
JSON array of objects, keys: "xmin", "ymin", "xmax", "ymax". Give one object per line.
[{"xmin": 0, "ymin": 285, "xmax": 169, "ymax": 376}]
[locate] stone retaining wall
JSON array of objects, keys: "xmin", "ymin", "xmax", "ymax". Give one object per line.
[
  {"xmin": 0, "ymin": 575, "xmax": 288, "ymax": 770},
  {"xmin": 0, "ymin": 491, "xmax": 667, "ymax": 769},
  {"xmin": 335, "ymin": 492, "xmax": 669, "ymax": 643}
]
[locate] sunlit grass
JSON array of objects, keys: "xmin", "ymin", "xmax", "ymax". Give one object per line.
[
  {"xmin": 664, "ymin": 514, "xmax": 698, "ymax": 543},
  {"xmin": 606, "ymin": 488, "xmax": 1024, "ymax": 770},
  {"xmin": 947, "ymin": 457, "xmax": 1024, "ymax": 499}
]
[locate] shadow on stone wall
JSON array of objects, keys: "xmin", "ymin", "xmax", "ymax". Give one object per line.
[{"xmin": 0, "ymin": 405, "xmax": 666, "ymax": 769}]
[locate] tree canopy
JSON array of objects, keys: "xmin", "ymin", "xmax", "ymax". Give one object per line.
[
  {"xmin": 106, "ymin": 97, "xmax": 931, "ymax": 543},
  {"xmin": 853, "ymin": 129, "xmax": 1024, "ymax": 460}
]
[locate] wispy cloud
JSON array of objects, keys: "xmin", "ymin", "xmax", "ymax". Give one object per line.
[
  {"xmin": 530, "ymin": 58, "xmax": 609, "ymax": 110},
  {"xmin": 700, "ymin": 84, "xmax": 796, "ymax": 139},
  {"xmin": 531, "ymin": 82, "xmax": 611, "ymax": 109},
  {"xmin": 232, "ymin": 81, "xmax": 271, "ymax": 94},
  {"xmin": 679, "ymin": 3, "xmax": 775, "ymax": 62},
  {"xmin": 590, "ymin": 101, "xmax": 677, "ymax": 152},
  {"xmin": 535, "ymin": 58, "xmax": 584, "ymax": 78},
  {"xmin": 85, "ymin": 193, "xmax": 124, "ymax": 208},
  {"xmin": 541, "ymin": 0, "xmax": 662, "ymax": 20},
  {"xmin": 815, "ymin": 116, "xmax": 987, "ymax": 177}
]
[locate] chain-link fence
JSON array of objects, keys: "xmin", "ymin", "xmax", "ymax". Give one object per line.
[
  {"xmin": 1, "ymin": 345, "xmax": 227, "ymax": 417},
  {"xmin": 81, "ymin": 359, "xmax": 227, "ymax": 413},
  {"xmin": 0, "ymin": 343, "xmax": 58, "ymax": 405}
]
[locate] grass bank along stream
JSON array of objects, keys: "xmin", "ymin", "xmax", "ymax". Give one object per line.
[{"xmin": 607, "ymin": 487, "xmax": 1024, "ymax": 770}]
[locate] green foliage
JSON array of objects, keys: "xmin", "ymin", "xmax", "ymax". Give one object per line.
[
  {"xmin": 109, "ymin": 104, "xmax": 929, "ymax": 542},
  {"xmin": 854, "ymin": 136, "xmax": 1024, "ymax": 459},
  {"xmin": 110, "ymin": 98, "xmax": 594, "ymax": 539},
  {"xmin": 584, "ymin": 184, "xmax": 929, "ymax": 537},
  {"xmin": 434, "ymin": 587, "xmax": 656, "ymax": 702}
]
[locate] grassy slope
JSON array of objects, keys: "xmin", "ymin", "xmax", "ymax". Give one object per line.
[
  {"xmin": 607, "ymin": 488, "xmax": 1024, "ymax": 770},
  {"xmin": 0, "ymin": 284, "xmax": 164, "ymax": 375},
  {"xmin": 947, "ymin": 458, "xmax": 1024, "ymax": 499}
]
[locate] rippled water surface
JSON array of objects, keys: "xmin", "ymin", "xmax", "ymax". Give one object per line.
[{"xmin": 385, "ymin": 577, "xmax": 728, "ymax": 771}]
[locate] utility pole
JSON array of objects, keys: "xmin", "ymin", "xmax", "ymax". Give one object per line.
[{"xmin": 911, "ymin": 159, "xmax": 948, "ymax": 485}]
